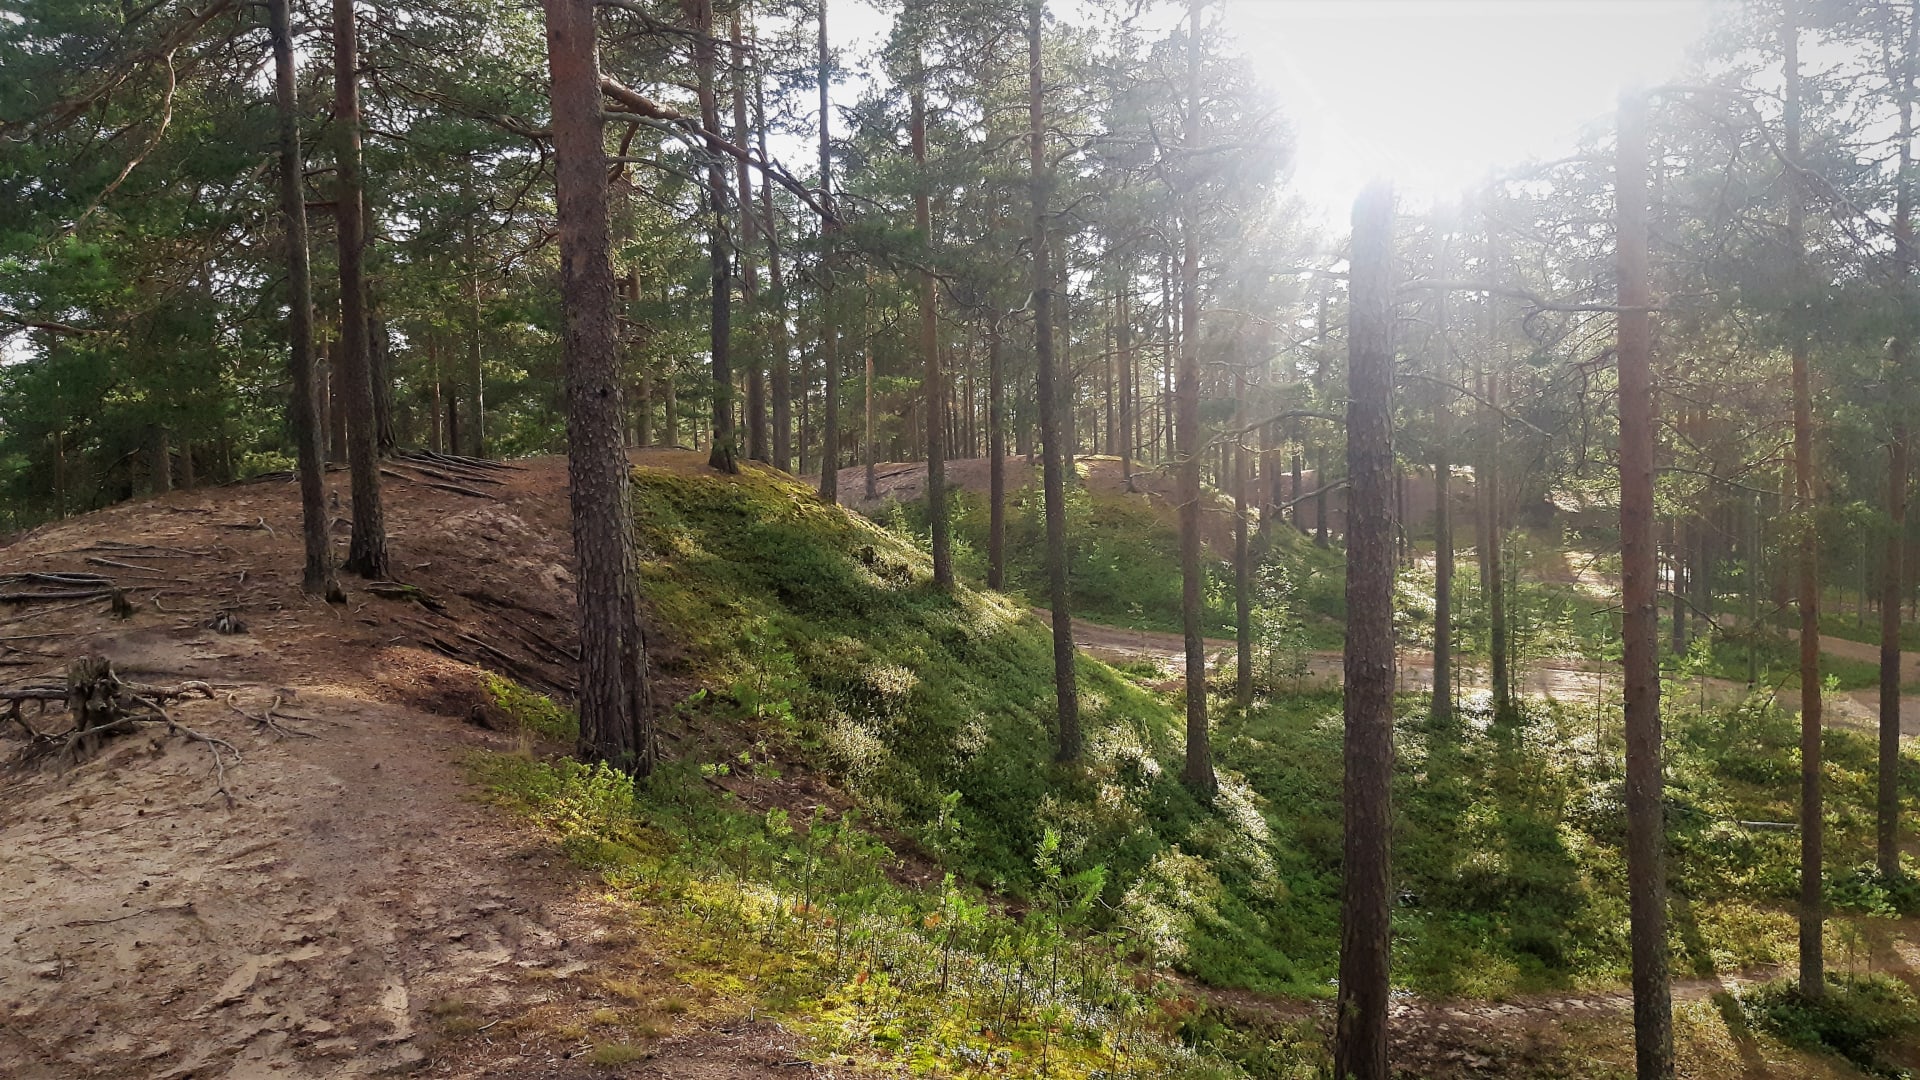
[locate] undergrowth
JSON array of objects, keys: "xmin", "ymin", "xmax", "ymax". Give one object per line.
[
  {"xmin": 446, "ymin": 462, "xmax": 1920, "ymax": 1076},
  {"xmin": 885, "ymin": 478, "xmax": 1344, "ymax": 647},
  {"xmin": 469, "ymin": 751, "xmax": 1318, "ymax": 1078},
  {"xmin": 626, "ymin": 462, "xmax": 1323, "ymax": 995},
  {"xmin": 1738, "ymin": 975, "xmax": 1919, "ymax": 1076},
  {"xmin": 615, "ymin": 463, "xmax": 1920, "ymax": 1001}
]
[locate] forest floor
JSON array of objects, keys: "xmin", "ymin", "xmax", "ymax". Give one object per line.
[
  {"xmin": 3, "ymin": 450, "xmax": 1913, "ymax": 1079},
  {"xmin": 0, "ymin": 453, "xmax": 871, "ymax": 1079}
]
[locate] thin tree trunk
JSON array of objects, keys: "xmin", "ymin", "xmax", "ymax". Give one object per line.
[
  {"xmin": 1784, "ymin": 4, "xmax": 1825, "ymax": 997},
  {"xmin": 1431, "ymin": 250, "xmax": 1454, "ymax": 727},
  {"xmin": 431, "ymin": 335, "xmax": 446, "ymax": 453},
  {"xmin": 544, "ymin": 0, "xmax": 654, "ymax": 775},
  {"xmin": 1881, "ymin": 1, "xmax": 1916, "ymax": 881},
  {"xmin": 464, "ymin": 183, "xmax": 487, "ymax": 457},
  {"xmin": 688, "ymin": 0, "xmax": 736, "ymax": 474},
  {"xmin": 1313, "ymin": 288, "xmax": 1330, "ymax": 547},
  {"xmin": 1481, "ymin": 217, "xmax": 1512, "ymax": 723},
  {"xmin": 1234, "ymin": 354, "xmax": 1252, "ymax": 706},
  {"xmin": 333, "ymin": 0, "xmax": 388, "ymax": 579},
  {"xmin": 733, "ymin": 16, "xmax": 766, "ymax": 464},
  {"xmin": 754, "ymin": 60, "xmax": 792, "ymax": 473},
  {"xmin": 269, "ymin": 0, "xmax": 338, "ymax": 600},
  {"xmin": 816, "ymin": 0, "xmax": 840, "ymax": 498},
  {"xmin": 1333, "ymin": 179, "xmax": 1396, "ymax": 1080},
  {"xmin": 988, "ymin": 323, "xmax": 1007, "ymax": 590},
  {"xmin": 865, "ymin": 274, "xmax": 878, "ymax": 499},
  {"xmin": 369, "ymin": 285, "xmax": 396, "ymax": 454},
  {"xmin": 915, "ymin": 30, "xmax": 950, "ymax": 588},
  {"xmin": 446, "ymin": 363, "xmax": 461, "ymax": 455},
  {"xmin": 1617, "ymin": 88, "xmax": 1675, "ymax": 1080},
  {"xmin": 322, "ymin": 337, "xmax": 342, "ymax": 463},
  {"xmin": 1163, "ymin": 253, "xmax": 1175, "ymax": 463},
  {"xmin": 1118, "ymin": 275, "xmax": 1135, "ymax": 490},
  {"xmin": 150, "ymin": 425, "xmax": 172, "ymax": 494},
  {"xmin": 1030, "ymin": 0, "xmax": 1078, "ymax": 761},
  {"xmin": 1176, "ymin": 0, "xmax": 1212, "ymax": 796}
]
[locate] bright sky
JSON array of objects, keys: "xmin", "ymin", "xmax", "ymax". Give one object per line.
[
  {"xmin": 1222, "ymin": 0, "xmax": 1717, "ymax": 222},
  {"xmin": 833, "ymin": 0, "xmax": 1716, "ymax": 225}
]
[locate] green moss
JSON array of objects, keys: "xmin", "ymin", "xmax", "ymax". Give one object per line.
[{"xmin": 483, "ymin": 671, "xmax": 579, "ymax": 741}]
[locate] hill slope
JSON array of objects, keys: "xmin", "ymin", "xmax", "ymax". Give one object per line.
[{"xmin": 2, "ymin": 451, "xmax": 1903, "ymax": 1080}]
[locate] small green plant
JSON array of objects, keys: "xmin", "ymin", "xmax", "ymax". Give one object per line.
[
  {"xmin": 587, "ymin": 1041, "xmax": 648, "ymax": 1066},
  {"xmin": 482, "ymin": 673, "xmax": 578, "ymax": 742},
  {"xmin": 1739, "ymin": 974, "xmax": 1919, "ymax": 1076}
]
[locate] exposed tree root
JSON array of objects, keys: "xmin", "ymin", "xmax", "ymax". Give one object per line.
[
  {"xmin": 4, "ymin": 657, "xmax": 237, "ymax": 804},
  {"xmin": 224, "ymin": 691, "xmax": 314, "ymax": 740}
]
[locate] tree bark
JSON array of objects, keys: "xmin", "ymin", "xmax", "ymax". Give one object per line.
[
  {"xmin": 1334, "ymin": 179, "xmax": 1396, "ymax": 1080},
  {"xmin": 1118, "ymin": 275, "xmax": 1135, "ymax": 490},
  {"xmin": 1176, "ymin": 0, "xmax": 1213, "ymax": 796},
  {"xmin": 914, "ymin": 28, "xmax": 950, "ymax": 589},
  {"xmin": 732, "ymin": 16, "xmax": 766, "ymax": 464},
  {"xmin": 1431, "ymin": 248, "xmax": 1454, "ymax": 727},
  {"xmin": 865, "ymin": 275, "xmax": 878, "ymax": 499},
  {"xmin": 1783, "ymin": 3, "xmax": 1825, "ymax": 998},
  {"xmin": 466, "ymin": 245, "xmax": 487, "ymax": 456},
  {"xmin": 815, "ymin": 0, "xmax": 840, "ymax": 499},
  {"xmin": 1481, "ymin": 215, "xmax": 1512, "ymax": 724},
  {"xmin": 369, "ymin": 295, "xmax": 397, "ymax": 454},
  {"xmin": 752, "ymin": 61, "xmax": 792, "ymax": 473},
  {"xmin": 1029, "ymin": 0, "xmax": 1078, "ymax": 762},
  {"xmin": 1313, "ymin": 288, "xmax": 1330, "ymax": 547},
  {"xmin": 988, "ymin": 322, "xmax": 1007, "ymax": 590},
  {"xmin": 333, "ymin": 0, "xmax": 389, "ymax": 579},
  {"xmin": 1617, "ymin": 88, "xmax": 1675, "ymax": 1080},
  {"xmin": 1881, "ymin": 0, "xmax": 1916, "ymax": 881},
  {"xmin": 149, "ymin": 424, "xmax": 171, "ymax": 495},
  {"xmin": 269, "ymin": 0, "xmax": 337, "ymax": 600},
  {"xmin": 1234, "ymin": 352, "xmax": 1252, "ymax": 706},
  {"xmin": 544, "ymin": 0, "xmax": 654, "ymax": 775},
  {"xmin": 686, "ymin": 0, "xmax": 736, "ymax": 474}
]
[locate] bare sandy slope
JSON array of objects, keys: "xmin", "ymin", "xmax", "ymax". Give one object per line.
[{"xmin": 0, "ymin": 451, "xmax": 849, "ymax": 1080}]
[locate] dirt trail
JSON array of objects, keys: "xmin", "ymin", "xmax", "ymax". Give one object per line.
[
  {"xmin": 1058, "ymin": 610, "xmax": 1920, "ymax": 738},
  {"xmin": 838, "ymin": 455, "xmax": 1246, "ymax": 553},
  {"xmin": 0, "ymin": 450, "xmax": 847, "ymax": 1080}
]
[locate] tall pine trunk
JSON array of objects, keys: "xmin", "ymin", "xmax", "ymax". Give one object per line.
[
  {"xmin": 1784, "ymin": 5, "xmax": 1825, "ymax": 997},
  {"xmin": 1881, "ymin": 2, "xmax": 1916, "ymax": 880},
  {"xmin": 269, "ymin": 0, "xmax": 338, "ymax": 601},
  {"xmin": 1176, "ymin": 0, "xmax": 1213, "ymax": 796},
  {"xmin": 333, "ymin": 0, "xmax": 389, "ymax": 579},
  {"xmin": 1431, "ymin": 263, "xmax": 1454, "ymax": 727},
  {"xmin": 1617, "ymin": 89, "xmax": 1674, "ymax": 1080},
  {"xmin": 732, "ymin": 16, "xmax": 766, "ymax": 464},
  {"xmin": 1333, "ymin": 180, "xmax": 1396, "ymax": 1080},
  {"xmin": 988, "ymin": 323, "xmax": 1007, "ymax": 589},
  {"xmin": 1029, "ymin": 0, "xmax": 1078, "ymax": 761},
  {"xmin": 1118, "ymin": 276, "xmax": 1134, "ymax": 490},
  {"xmin": 1233, "ymin": 353, "xmax": 1252, "ymax": 706},
  {"xmin": 865, "ymin": 277, "xmax": 878, "ymax": 499},
  {"xmin": 544, "ymin": 0, "xmax": 654, "ymax": 774},
  {"xmin": 914, "ymin": 29, "xmax": 950, "ymax": 588},
  {"xmin": 815, "ymin": 0, "xmax": 840, "ymax": 499},
  {"xmin": 688, "ymin": 0, "xmax": 736, "ymax": 474},
  {"xmin": 754, "ymin": 62, "xmax": 792, "ymax": 472}
]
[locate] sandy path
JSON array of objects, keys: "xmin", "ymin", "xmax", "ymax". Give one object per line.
[
  {"xmin": 0, "ymin": 451, "xmax": 858, "ymax": 1080},
  {"xmin": 1056, "ymin": 611, "xmax": 1920, "ymax": 734}
]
